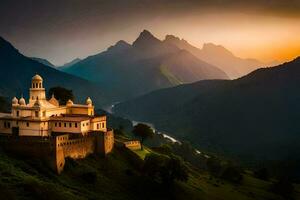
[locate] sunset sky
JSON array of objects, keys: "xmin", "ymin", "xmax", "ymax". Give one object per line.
[{"xmin": 0, "ymin": 0, "xmax": 299, "ymax": 65}]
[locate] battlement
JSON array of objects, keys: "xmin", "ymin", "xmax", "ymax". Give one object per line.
[{"xmin": 0, "ymin": 130, "xmax": 114, "ymax": 174}]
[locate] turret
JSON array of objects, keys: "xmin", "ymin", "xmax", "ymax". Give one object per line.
[
  {"xmin": 12, "ymin": 97, "xmax": 18, "ymax": 105},
  {"xmin": 86, "ymin": 97, "xmax": 92, "ymax": 106},
  {"xmin": 29, "ymin": 74, "xmax": 46, "ymax": 104},
  {"xmin": 19, "ymin": 97, "xmax": 26, "ymax": 106},
  {"xmin": 66, "ymin": 99, "xmax": 73, "ymax": 107}
]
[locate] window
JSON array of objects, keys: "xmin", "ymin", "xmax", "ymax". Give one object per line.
[
  {"xmin": 26, "ymin": 122, "xmax": 29, "ymax": 127},
  {"xmin": 16, "ymin": 111, "xmax": 19, "ymax": 117},
  {"xmin": 59, "ymin": 122, "xmax": 61, "ymax": 127},
  {"xmin": 69, "ymin": 123, "xmax": 72, "ymax": 128},
  {"xmin": 83, "ymin": 123, "xmax": 85, "ymax": 127},
  {"xmin": 75, "ymin": 123, "xmax": 78, "ymax": 128},
  {"xmin": 16, "ymin": 121, "xmax": 18, "ymax": 126},
  {"xmin": 4, "ymin": 122, "xmax": 6, "ymax": 128},
  {"xmin": 55, "ymin": 122, "xmax": 57, "ymax": 127},
  {"xmin": 35, "ymin": 111, "xmax": 39, "ymax": 117},
  {"xmin": 43, "ymin": 111, "xmax": 46, "ymax": 117},
  {"xmin": 97, "ymin": 123, "xmax": 99, "ymax": 129},
  {"xmin": 39, "ymin": 83, "xmax": 42, "ymax": 88},
  {"xmin": 64, "ymin": 123, "xmax": 66, "ymax": 127}
]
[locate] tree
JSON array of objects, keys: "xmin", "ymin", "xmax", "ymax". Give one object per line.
[
  {"xmin": 143, "ymin": 153, "xmax": 188, "ymax": 186},
  {"xmin": 48, "ymin": 87, "xmax": 74, "ymax": 105},
  {"xmin": 0, "ymin": 97, "xmax": 9, "ymax": 112},
  {"xmin": 221, "ymin": 165, "xmax": 243, "ymax": 183},
  {"xmin": 132, "ymin": 123, "xmax": 154, "ymax": 149},
  {"xmin": 161, "ymin": 155, "xmax": 189, "ymax": 185}
]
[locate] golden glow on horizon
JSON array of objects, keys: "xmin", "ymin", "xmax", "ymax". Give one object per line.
[{"xmin": 143, "ymin": 12, "xmax": 300, "ymax": 63}]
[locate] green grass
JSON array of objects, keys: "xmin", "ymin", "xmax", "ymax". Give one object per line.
[
  {"xmin": 0, "ymin": 148, "xmax": 299, "ymax": 200},
  {"xmin": 132, "ymin": 147, "xmax": 151, "ymax": 160}
]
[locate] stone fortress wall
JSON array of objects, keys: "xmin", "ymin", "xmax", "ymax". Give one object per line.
[{"xmin": 0, "ymin": 130, "xmax": 114, "ymax": 174}]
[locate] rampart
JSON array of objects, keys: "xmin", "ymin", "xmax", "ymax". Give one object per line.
[{"xmin": 0, "ymin": 130, "xmax": 114, "ymax": 174}]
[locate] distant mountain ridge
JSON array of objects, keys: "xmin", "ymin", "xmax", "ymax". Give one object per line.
[
  {"xmin": 0, "ymin": 36, "xmax": 108, "ymax": 106},
  {"xmin": 30, "ymin": 57, "xmax": 56, "ymax": 68},
  {"xmin": 63, "ymin": 30, "xmax": 228, "ymax": 102},
  {"xmin": 164, "ymin": 35, "xmax": 268, "ymax": 79},
  {"xmin": 114, "ymin": 57, "xmax": 300, "ymax": 160},
  {"xmin": 58, "ymin": 58, "xmax": 81, "ymax": 70}
]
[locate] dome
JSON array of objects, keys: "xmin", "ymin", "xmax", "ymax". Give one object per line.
[
  {"xmin": 32, "ymin": 74, "xmax": 43, "ymax": 81},
  {"xmin": 12, "ymin": 97, "xmax": 18, "ymax": 105},
  {"xmin": 86, "ymin": 97, "xmax": 92, "ymax": 105},
  {"xmin": 19, "ymin": 97, "xmax": 26, "ymax": 105},
  {"xmin": 66, "ymin": 99, "xmax": 73, "ymax": 106}
]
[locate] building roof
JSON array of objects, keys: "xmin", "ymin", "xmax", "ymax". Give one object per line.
[
  {"xmin": 70, "ymin": 104, "xmax": 91, "ymax": 108},
  {"xmin": 50, "ymin": 116, "xmax": 90, "ymax": 122},
  {"xmin": 32, "ymin": 74, "xmax": 43, "ymax": 81},
  {"xmin": 50, "ymin": 114, "xmax": 106, "ymax": 122},
  {"xmin": 0, "ymin": 113, "xmax": 11, "ymax": 118}
]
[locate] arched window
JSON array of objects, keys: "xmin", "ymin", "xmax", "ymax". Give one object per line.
[{"xmin": 39, "ymin": 83, "xmax": 42, "ymax": 88}]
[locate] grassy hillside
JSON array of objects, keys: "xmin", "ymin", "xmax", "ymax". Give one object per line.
[{"xmin": 0, "ymin": 140, "xmax": 299, "ymax": 200}]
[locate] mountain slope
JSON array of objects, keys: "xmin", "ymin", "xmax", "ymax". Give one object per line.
[
  {"xmin": 114, "ymin": 57, "xmax": 300, "ymax": 160},
  {"xmin": 164, "ymin": 35, "xmax": 266, "ymax": 79},
  {"xmin": 0, "ymin": 36, "xmax": 108, "ymax": 106},
  {"xmin": 63, "ymin": 30, "xmax": 228, "ymax": 102},
  {"xmin": 30, "ymin": 57, "xmax": 56, "ymax": 67},
  {"xmin": 58, "ymin": 58, "xmax": 81, "ymax": 70}
]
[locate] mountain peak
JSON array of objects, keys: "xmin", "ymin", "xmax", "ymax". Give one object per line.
[
  {"xmin": 140, "ymin": 29, "xmax": 155, "ymax": 38},
  {"xmin": 165, "ymin": 35, "xmax": 188, "ymax": 43},
  {"xmin": 107, "ymin": 40, "xmax": 131, "ymax": 53},
  {"xmin": 132, "ymin": 30, "xmax": 161, "ymax": 48},
  {"xmin": 202, "ymin": 43, "xmax": 234, "ymax": 56}
]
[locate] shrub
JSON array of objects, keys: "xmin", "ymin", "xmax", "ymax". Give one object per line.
[
  {"xmin": 143, "ymin": 153, "xmax": 188, "ymax": 186},
  {"xmin": 221, "ymin": 166, "xmax": 243, "ymax": 183}
]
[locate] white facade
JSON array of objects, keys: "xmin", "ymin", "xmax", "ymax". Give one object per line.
[{"xmin": 0, "ymin": 74, "xmax": 107, "ymax": 136}]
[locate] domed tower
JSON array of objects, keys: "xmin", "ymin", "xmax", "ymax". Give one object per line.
[
  {"xmin": 86, "ymin": 97, "xmax": 92, "ymax": 106},
  {"xmin": 12, "ymin": 97, "xmax": 19, "ymax": 106},
  {"xmin": 29, "ymin": 74, "xmax": 46, "ymax": 104}
]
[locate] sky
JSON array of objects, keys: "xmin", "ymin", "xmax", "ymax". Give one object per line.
[{"xmin": 0, "ymin": 0, "xmax": 300, "ymax": 65}]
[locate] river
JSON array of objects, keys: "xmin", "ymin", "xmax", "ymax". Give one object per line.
[{"xmin": 105, "ymin": 103, "xmax": 205, "ymax": 156}]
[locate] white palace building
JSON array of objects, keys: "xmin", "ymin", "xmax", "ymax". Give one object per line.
[{"xmin": 0, "ymin": 74, "xmax": 107, "ymax": 137}]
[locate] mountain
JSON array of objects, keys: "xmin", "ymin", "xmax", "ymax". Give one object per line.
[
  {"xmin": 114, "ymin": 57, "xmax": 300, "ymax": 160},
  {"xmin": 58, "ymin": 58, "xmax": 81, "ymax": 70},
  {"xmin": 63, "ymin": 30, "xmax": 228, "ymax": 102},
  {"xmin": 164, "ymin": 35, "xmax": 267, "ymax": 79},
  {"xmin": 0, "ymin": 36, "xmax": 108, "ymax": 106},
  {"xmin": 30, "ymin": 57, "xmax": 56, "ymax": 67}
]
